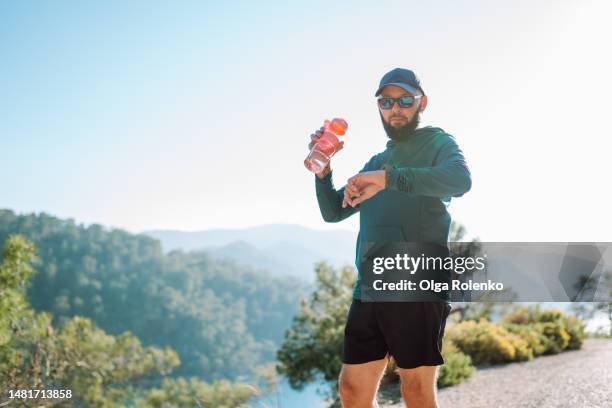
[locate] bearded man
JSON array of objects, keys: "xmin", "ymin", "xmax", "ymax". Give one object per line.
[{"xmin": 309, "ymin": 67, "xmax": 472, "ymax": 408}]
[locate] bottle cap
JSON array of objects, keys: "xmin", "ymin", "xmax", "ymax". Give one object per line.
[{"xmin": 329, "ymin": 118, "xmax": 348, "ymax": 136}]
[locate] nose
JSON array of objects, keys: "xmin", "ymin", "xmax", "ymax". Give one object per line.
[{"xmin": 391, "ymin": 101, "xmax": 403, "ymax": 114}]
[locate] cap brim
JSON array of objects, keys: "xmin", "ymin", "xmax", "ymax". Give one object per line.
[{"xmin": 375, "ymin": 82, "xmax": 420, "ymax": 97}]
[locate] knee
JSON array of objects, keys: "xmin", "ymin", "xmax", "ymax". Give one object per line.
[
  {"xmin": 338, "ymin": 376, "xmax": 360, "ymax": 402},
  {"xmin": 401, "ymin": 376, "xmax": 431, "ymax": 398}
]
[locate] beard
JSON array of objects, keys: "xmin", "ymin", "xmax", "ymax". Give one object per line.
[{"xmin": 380, "ymin": 110, "xmax": 420, "ymax": 142}]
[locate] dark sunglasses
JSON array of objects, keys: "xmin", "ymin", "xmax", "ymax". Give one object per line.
[{"xmin": 377, "ymin": 95, "xmax": 422, "ymax": 109}]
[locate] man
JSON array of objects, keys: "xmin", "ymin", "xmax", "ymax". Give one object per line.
[{"xmin": 309, "ymin": 68, "xmax": 471, "ymax": 408}]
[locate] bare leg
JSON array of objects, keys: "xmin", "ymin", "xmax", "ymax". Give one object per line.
[
  {"xmin": 338, "ymin": 356, "xmax": 388, "ymax": 408},
  {"xmin": 397, "ymin": 365, "xmax": 439, "ymax": 408}
]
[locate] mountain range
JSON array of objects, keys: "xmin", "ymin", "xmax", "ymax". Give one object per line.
[{"xmin": 143, "ymin": 224, "xmax": 358, "ymax": 281}]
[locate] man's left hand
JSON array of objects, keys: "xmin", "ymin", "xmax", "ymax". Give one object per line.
[{"xmin": 343, "ymin": 170, "xmax": 386, "ymax": 208}]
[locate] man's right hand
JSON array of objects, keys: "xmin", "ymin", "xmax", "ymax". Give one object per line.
[
  {"xmin": 309, "ymin": 126, "xmax": 344, "ymax": 179},
  {"xmin": 308, "ymin": 126, "xmax": 326, "ymax": 151}
]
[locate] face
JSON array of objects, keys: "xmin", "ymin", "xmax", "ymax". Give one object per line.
[{"xmin": 377, "ymin": 85, "xmax": 427, "ymax": 128}]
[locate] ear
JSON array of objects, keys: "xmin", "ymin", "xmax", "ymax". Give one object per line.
[{"xmin": 419, "ymin": 95, "xmax": 428, "ymax": 112}]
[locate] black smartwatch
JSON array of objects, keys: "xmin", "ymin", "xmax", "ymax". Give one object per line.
[{"xmin": 380, "ymin": 163, "xmax": 395, "ymax": 189}]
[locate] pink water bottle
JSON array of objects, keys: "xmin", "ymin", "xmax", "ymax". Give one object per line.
[{"xmin": 304, "ymin": 118, "xmax": 348, "ymax": 173}]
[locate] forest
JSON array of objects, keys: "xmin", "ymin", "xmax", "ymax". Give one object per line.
[{"xmin": 0, "ymin": 209, "xmax": 309, "ymax": 384}]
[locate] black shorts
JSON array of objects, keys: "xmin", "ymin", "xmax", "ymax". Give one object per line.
[{"xmin": 342, "ymin": 300, "xmax": 452, "ymax": 369}]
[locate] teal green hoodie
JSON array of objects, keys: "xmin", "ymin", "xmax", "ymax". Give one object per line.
[{"xmin": 314, "ymin": 126, "xmax": 472, "ymax": 299}]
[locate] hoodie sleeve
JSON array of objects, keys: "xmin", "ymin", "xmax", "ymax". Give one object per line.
[
  {"xmin": 387, "ymin": 135, "xmax": 472, "ymax": 198},
  {"xmin": 315, "ymin": 158, "xmax": 374, "ymax": 223}
]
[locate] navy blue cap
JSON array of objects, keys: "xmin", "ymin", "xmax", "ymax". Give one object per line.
[{"xmin": 375, "ymin": 68, "xmax": 425, "ymax": 97}]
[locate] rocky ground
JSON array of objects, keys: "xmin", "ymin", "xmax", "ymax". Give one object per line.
[{"xmin": 381, "ymin": 338, "xmax": 612, "ymax": 408}]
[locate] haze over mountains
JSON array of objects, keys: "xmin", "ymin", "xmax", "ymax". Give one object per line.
[{"xmin": 144, "ymin": 224, "xmax": 357, "ymax": 281}]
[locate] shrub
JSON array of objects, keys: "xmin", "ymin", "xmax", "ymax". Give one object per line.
[
  {"xmin": 503, "ymin": 306, "xmax": 585, "ymax": 353},
  {"xmin": 446, "ymin": 320, "xmax": 532, "ymax": 365},
  {"xmin": 503, "ymin": 308, "xmax": 531, "ymax": 325},
  {"xmin": 437, "ymin": 341, "xmax": 475, "ymax": 388},
  {"xmin": 538, "ymin": 309, "xmax": 564, "ymax": 322},
  {"xmin": 533, "ymin": 322, "xmax": 570, "ymax": 354},
  {"xmin": 561, "ymin": 315, "xmax": 585, "ymax": 350},
  {"xmin": 502, "ymin": 323, "xmax": 547, "ymax": 357}
]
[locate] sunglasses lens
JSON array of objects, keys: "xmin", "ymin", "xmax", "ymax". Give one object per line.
[
  {"xmin": 398, "ymin": 96, "xmax": 415, "ymax": 107},
  {"xmin": 378, "ymin": 98, "xmax": 394, "ymax": 109}
]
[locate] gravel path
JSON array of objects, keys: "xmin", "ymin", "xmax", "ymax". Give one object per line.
[{"xmin": 385, "ymin": 339, "xmax": 612, "ymax": 408}]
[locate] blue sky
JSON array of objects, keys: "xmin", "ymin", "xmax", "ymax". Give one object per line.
[{"xmin": 1, "ymin": 0, "xmax": 611, "ymax": 241}]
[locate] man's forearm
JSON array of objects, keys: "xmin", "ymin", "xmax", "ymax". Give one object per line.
[
  {"xmin": 387, "ymin": 140, "xmax": 471, "ymax": 198},
  {"xmin": 314, "ymin": 168, "xmax": 360, "ymax": 223},
  {"xmin": 387, "ymin": 144, "xmax": 471, "ymax": 198}
]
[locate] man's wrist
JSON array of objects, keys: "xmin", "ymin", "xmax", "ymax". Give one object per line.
[
  {"xmin": 381, "ymin": 164, "xmax": 394, "ymax": 189},
  {"xmin": 316, "ymin": 164, "xmax": 332, "ymax": 179}
]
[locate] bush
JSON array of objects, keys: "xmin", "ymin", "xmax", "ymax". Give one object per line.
[
  {"xmin": 503, "ymin": 306, "xmax": 585, "ymax": 353},
  {"xmin": 502, "ymin": 323, "xmax": 547, "ymax": 357},
  {"xmin": 533, "ymin": 322, "xmax": 570, "ymax": 354},
  {"xmin": 538, "ymin": 309, "xmax": 565, "ymax": 322},
  {"xmin": 446, "ymin": 320, "xmax": 532, "ymax": 365},
  {"xmin": 437, "ymin": 342, "xmax": 475, "ymax": 388},
  {"xmin": 561, "ymin": 315, "xmax": 585, "ymax": 350}
]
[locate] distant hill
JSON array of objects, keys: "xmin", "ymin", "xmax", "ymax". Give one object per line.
[{"xmin": 144, "ymin": 224, "xmax": 357, "ymax": 281}]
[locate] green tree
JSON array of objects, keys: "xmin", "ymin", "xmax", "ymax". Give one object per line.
[
  {"xmin": 277, "ymin": 262, "xmax": 355, "ymax": 400},
  {"xmin": 0, "ymin": 235, "xmax": 255, "ymax": 407}
]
